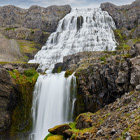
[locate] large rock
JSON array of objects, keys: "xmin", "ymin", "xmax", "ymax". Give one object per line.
[
  {"xmin": 0, "ymin": 5, "xmax": 71, "ymax": 32},
  {"xmin": 48, "ymin": 124, "xmax": 71, "ymax": 135},
  {"xmin": 0, "ymin": 63, "xmax": 39, "ymax": 140},
  {"xmin": 100, "ymin": 0, "xmax": 140, "ymax": 30}
]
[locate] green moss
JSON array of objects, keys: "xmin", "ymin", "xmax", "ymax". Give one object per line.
[
  {"xmin": 69, "ymin": 122, "xmax": 76, "ymax": 129},
  {"xmin": 44, "ymin": 133, "xmax": 54, "ymax": 140},
  {"xmin": 57, "ymin": 66, "xmax": 62, "ymax": 73},
  {"xmin": 17, "ymin": 40, "xmax": 42, "ymax": 61},
  {"xmin": 65, "ymin": 70, "xmax": 73, "ymax": 78},
  {"xmin": 100, "ymin": 56, "xmax": 107, "ymax": 62},
  {"xmin": 6, "ymin": 27, "xmax": 16, "ymax": 31},
  {"xmin": 114, "ymin": 29, "xmax": 126, "ymax": 43},
  {"xmin": 44, "ymin": 133, "xmax": 65, "ymax": 140},
  {"xmin": 24, "ymin": 68, "xmax": 37, "ymax": 77},
  {"xmin": 116, "ymin": 44, "xmax": 131, "ymax": 51},
  {"xmin": 8, "ymin": 69, "xmax": 39, "ymax": 136}
]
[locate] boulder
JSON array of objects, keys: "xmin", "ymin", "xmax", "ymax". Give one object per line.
[
  {"xmin": 48, "ymin": 124, "xmax": 71, "ymax": 135},
  {"xmin": 76, "ymin": 112, "xmax": 94, "ymax": 129}
]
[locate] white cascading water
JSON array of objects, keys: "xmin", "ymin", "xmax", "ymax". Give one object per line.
[
  {"xmin": 30, "ymin": 71, "xmax": 77, "ymax": 140},
  {"xmin": 29, "ymin": 8, "xmax": 117, "ymax": 140},
  {"xmin": 29, "ymin": 8, "xmax": 116, "ymax": 71}
]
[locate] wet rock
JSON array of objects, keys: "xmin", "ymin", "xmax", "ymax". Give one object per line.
[
  {"xmin": 101, "ymin": 0, "xmax": 140, "ymax": 39},
  {"xmin": 48, "ymin": 124, "xmax": 71, "ymax": 135}
]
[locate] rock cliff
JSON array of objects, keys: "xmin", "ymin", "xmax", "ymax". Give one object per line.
[
  {"xmin": 0, "ymin": 63, "xmax": 39, "ymax": 140},
  {"xmin": 100, "ymin": 0, "xmax": 140, "ymax": 41},
  {"xmin": 53, "ymin": 43, "xmax": 140, "ymax": 116},
  {"xmin": 0, "ymin": 5, "xmax": 71, "ymax": 62},
  {"xmin": 0, "ymin": 5, "xmax": 71, "ymax": 32}
]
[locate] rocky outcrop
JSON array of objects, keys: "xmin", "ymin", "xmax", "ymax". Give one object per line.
[
  {"xmin": 53, "ymin": 44, "xmax": 140, "ymax": 116},
  {"xmin": 0, "ymin": 5, "xmax": 71, "ymax": 62},
  {"xmin": 101, "ymin": 0, "xmax": 140, "ymax": 30},
  {"xmin": 0, "ymin": 5, "xmax": 71, "ymax": 32},
  {"xmin": 100, "ymin": 0, "xmax": 140, "ymax": 40},
  {"xmin": 0, "ymin": 27, "xmax": 50, "ymax": 44},
  {"xmin": 48, "ymin": 124, "xmax": 71, "ymax": 135},
  {"xmin": 0, "ymin": 63, "xmax": 39, "ymax": 140},
  {"xmin": 75, "ymin": 47, "xmax": 139, "ymax": 114}
]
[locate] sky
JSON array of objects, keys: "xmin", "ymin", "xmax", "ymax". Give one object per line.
[{"xmin": 0, "ymin": 0, "xmax": 136, "ymax": 8}]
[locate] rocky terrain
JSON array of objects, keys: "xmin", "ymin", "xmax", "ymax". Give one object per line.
[
  {"xmin": 0, "ymin": 5, "xmax": 71, "ymax": 62},
  {"xmin": 47, "ymin": 90, "xmax": 140, "ymax": 140},
  {"xmin": 53, "ymin": 41, "xmax": 140, "ymax": 115},
  {"xmin": 101, "ymin": 0, "xmax": 140, "ymax": 41},
  {"xmin": 0, "ymin": 63, "xmax": 39, "ymax": 140},
  {"xmin": 49, "ymin": 41, "xmax": 140, "ymax": 140},
  {"xmin": 0, "ymin": 5, "xmax": 71, "ymax": 32}
]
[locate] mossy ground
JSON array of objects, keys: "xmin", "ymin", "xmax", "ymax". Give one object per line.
[
  {"xmin": 8, "ymin": 68, "xmax": 39, "ymax": 136},
  {"xmin": 17, "ymin": 40, "xmax": 42, "ymax": 61}
]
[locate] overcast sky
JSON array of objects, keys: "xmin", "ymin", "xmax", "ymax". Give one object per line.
[{"xmin": 0, "ymin": 0, "xmax": 136, "ymax": 8}]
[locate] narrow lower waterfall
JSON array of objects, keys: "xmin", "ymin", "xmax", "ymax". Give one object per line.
[
  {"xmin": 31, "ymin": 71, "xmax": 76, "ymax": 140},
  {"xmin": 29, "ymin": 8, "xmax": 116, "ymax": 71}
]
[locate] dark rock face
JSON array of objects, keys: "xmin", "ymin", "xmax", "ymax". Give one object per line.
[
  {"xmin": 75, "ymin": 50, "xmax": 140, "ymax": 113},
  {"xmin": 100, "ymin": 0, "xmax": 140, "ymax": 30},
  {"xmin": 0, "ymin": 63, "xmax": 39, "ymax": 140},
  {"xmin": 0, "ymin": 5, "xmax": 71, "ymax": 32},
  {"xmin": 54, "ymin": 44, "xmax": 140, "ymax": 115},
  {"xmin": 0, "ymin": 69, "xmax": 13, "ymax": 133}
]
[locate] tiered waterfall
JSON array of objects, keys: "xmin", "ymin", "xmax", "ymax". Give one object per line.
[{"xmin": 29, "ymin": 8, "xmax": 117, "ymax": 140}]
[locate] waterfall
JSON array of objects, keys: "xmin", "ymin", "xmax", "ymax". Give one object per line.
[
  {"xmin": 29, "ymin": 8, "xmax": 117, "ymax": 140},
  {"xmin": 29, "ymin": 8, "xmax": 116, "ymax": 71},
  {"xmin": 30, "ymin": 71, "xmax": 76, "ymax": 140}
]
